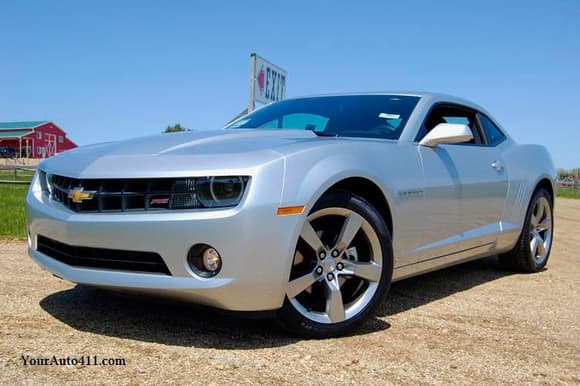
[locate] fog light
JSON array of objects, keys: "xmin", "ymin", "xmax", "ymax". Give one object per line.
[
  {"xmin": 202, "ymin": 248, "xmax": 221, "ymax": 272},
  {"xmin": 187, "ymin": 244, "xmax": 222, "ymax": 277}
]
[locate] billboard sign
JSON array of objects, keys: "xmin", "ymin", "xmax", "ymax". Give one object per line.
[{"xmin": 249, "ymin": 53, "xmax": 287, "ymax": 110}]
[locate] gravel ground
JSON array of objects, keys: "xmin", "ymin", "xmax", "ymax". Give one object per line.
[{"xmin": 1, "ymin": 199, "xmax": 579, "ymax": 385}]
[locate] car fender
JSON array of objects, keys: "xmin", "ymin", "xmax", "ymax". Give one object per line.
[
  {"xmin": 276, "ymin": 144, "xmax": 401, "ymax": 277},
  {"xmin": 280, "ymin": 145, "xmax": 397, "ymax": 214}
]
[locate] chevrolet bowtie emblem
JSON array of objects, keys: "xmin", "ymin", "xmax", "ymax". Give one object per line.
[{"xmin": 68, "ymin": 187, "xmax": 96, "ymax": 203}]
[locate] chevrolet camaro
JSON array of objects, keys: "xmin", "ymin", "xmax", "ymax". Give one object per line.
[{"xmin": 27, "ymin": 93, "xmax": 556, "ymax": 337}]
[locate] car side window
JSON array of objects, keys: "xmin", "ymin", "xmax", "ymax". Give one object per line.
[
  {"xmin": 418, "ymin": 105, "xmax": 484, "ymax": 145},
  {"xmin": 478, "ymin": 114, "xmax": 506, "ymax": 146}
]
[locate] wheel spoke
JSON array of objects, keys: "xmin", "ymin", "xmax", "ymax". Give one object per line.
[
  {"xmin": 342, "ymin": 261, "xmax": 382, "ymax": 282},
  {"xmin": 530, "ymin": 234, "xmax": 539, "ymax": 257},
  {"xmin": 335, "ymin": 212, "xmax": 363, "ymax": 251},
  {"xmin": 300, "ymin": 221, "xmax": 325, "ymax": 253},
  {"xmin": 325, "ymin": 280, "xmax": 345, "ymax": 323},
  {"xmin": 530, "ymin": 213, "xmax": 539, "ymax": 228},
  {"xmin": 535, "ymin": 200, "xmax": 545, "ymax": 221},
  {"xmin": 537, "ymin": 217, "xmax": 552, "ymax": 232},
  {"xmin": 287, "ymin": 272, "xmax": 317, "ymax": 299},
  {"xmin": 536, "ymin": 234, "xmax": 546, "ymax": 257}
]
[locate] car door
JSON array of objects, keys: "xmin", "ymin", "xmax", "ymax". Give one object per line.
[{"xmin": 414, "ymin": 104, "xmax": 508, "ymax": 262}]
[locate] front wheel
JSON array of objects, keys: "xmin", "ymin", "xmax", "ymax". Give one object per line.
[
  {"xmin": 499, "ymin": 187, "xmax": 554, "ymax": 272},
  {"xmin": 276, "ymin": 191, "xmax": 393, "ymax": 338}
]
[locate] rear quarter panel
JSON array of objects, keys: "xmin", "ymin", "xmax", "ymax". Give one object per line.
[{"xmin": 497, "ymin": 141, "xmax": 556, "ymax": 251}]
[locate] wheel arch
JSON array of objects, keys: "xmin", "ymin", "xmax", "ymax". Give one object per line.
[
  {"xmin": 320, "ymin": 177, "xmax": 393, "ymax": 237},
  {"xmin": 534, "ymin": 177, "xmax": 555, "ymax": 204}
]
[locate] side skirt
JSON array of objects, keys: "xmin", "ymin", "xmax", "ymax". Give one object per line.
[{"xmin": 392, "ymin": 242, "xmax": 495, "ymax": 282}]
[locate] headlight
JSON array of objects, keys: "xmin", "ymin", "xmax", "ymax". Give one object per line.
[
  {"xmin": 168, "ymin": 176, "xmax": 249, "ymax": 209},
  {"xmin": 38, "ymin": 170, "xmax": 53, "ymax": 195},
  {"xmin": 195, "ymin": 176, "xmax": 249, "ymax": 208}
]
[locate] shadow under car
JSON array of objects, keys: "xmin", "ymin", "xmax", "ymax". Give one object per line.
[{"xmin": 39, "ymin": 256, "xmax": 512, "ymax": 345}]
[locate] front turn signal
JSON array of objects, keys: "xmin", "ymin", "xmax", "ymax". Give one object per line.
[{"xmin": 277, "ymin": 206, "xmax": 305, "ymax": 216}]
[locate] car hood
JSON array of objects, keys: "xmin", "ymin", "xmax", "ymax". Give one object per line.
[{"xmin": 39, "ymin": 129, "xmax": 321, "ymax": 178}]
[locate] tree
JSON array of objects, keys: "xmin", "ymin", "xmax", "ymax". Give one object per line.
[{"xmin": 163, "ymin": 123, "xmax": 189, "ymax": 133}]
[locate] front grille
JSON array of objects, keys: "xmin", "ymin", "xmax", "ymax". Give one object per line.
[
  {"xmin": 37, "ymin": 235, "xmax": 171, "ymax": 275},
  {"xmin": 45, "ymin": 174, "xmax": 201, "ymax": 213}
]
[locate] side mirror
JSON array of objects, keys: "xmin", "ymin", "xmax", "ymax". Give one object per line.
[{"xmin": 419, "ymin": 123, "xmax": 474, "ymax": 147}]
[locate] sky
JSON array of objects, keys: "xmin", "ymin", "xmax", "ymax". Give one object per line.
[{"xmin": 0, "ymin": 0, "xmax": 578, "ymax": 168}]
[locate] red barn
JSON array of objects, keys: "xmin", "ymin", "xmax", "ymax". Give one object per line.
[{"xmin": 0, "ymin": 121, "xmax": 77, "ymax": 158}]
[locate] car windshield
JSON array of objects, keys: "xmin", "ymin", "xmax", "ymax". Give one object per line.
[{"xmin": 225, "ymin": 95, "xmax": 420, "ymax": 140}]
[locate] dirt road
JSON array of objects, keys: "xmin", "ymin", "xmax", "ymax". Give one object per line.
[{"xmin": 1, "ymin": 199, "xmax": 579, "ymax": 384}]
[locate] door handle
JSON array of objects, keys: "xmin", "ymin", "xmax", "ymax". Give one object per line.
[{"xmin": 491, "ymin": 160, "xmax": 503, "ymax": 171}]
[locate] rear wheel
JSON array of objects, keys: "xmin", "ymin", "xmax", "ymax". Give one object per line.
[
  {"xmin": 276, "ymin": 191, "xmax": 392, "ymax": 338},
  {"xmin": 499, "ymin": 188, "xmax": 553, "ymax": 272}
]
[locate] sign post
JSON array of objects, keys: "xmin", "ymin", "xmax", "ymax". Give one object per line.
[
  {"xmin": 248, "ymin": 54, "xmax": 257, "ymax": 113},
  {"xmin": 248, "ymin": 53, "xmax": 287, "ymax": 112}
]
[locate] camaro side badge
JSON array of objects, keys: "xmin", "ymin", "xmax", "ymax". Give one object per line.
[
  {"xmin": 68, "ymin": 187, "xmax": 96, "ymax": 203},
  {"xmin": 399, "ymin": 189, "xmax": 424, "ymax": 198}
]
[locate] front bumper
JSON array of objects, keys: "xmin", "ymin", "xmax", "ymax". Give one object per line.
[{"xmin": 26, "ymin": 170, "xmax": 303, "ymax": 312}]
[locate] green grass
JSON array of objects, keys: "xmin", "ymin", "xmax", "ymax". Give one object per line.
[
  {"xmin": 0, "ymin": 184, "xmax": 28, "ymax": 239},
  {"xmin": 557, "ymin": 187, "xmax": 580, "ymax": 199}
]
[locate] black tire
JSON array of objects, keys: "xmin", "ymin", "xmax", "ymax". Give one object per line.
[
  {"xmin": 276, "ymin": 191, "xmax": 393, "ymax": 338},
  {"xmin": 499, "ymin": 188, "xmax": 554, "ymax": 273}
]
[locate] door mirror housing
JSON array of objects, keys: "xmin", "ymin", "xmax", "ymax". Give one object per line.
[{"xmin": 419, "ymin": 123, "xmax": 474, "ymax": 147}]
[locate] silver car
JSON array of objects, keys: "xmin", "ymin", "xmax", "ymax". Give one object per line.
[{"xmin": 27, "ymin": 93, "xmax": 556, "ymax": 337}]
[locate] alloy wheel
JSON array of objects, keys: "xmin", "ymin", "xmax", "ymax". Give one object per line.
[
  {"xmin": 287, "ymin": 207, "xmax": 383, "ymax": 324},
  {"xmin": 529, "ymin": 196, "xmax": 553, "ymax": 265}
]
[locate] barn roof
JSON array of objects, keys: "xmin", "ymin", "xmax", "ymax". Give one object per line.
[
  {"xmin": 0, "ymin": 130, "xmax": 34, "ymax": 138},
  {"xmin": 0, "ymin": 121, "xmax": 48, "ymax": 130}
]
